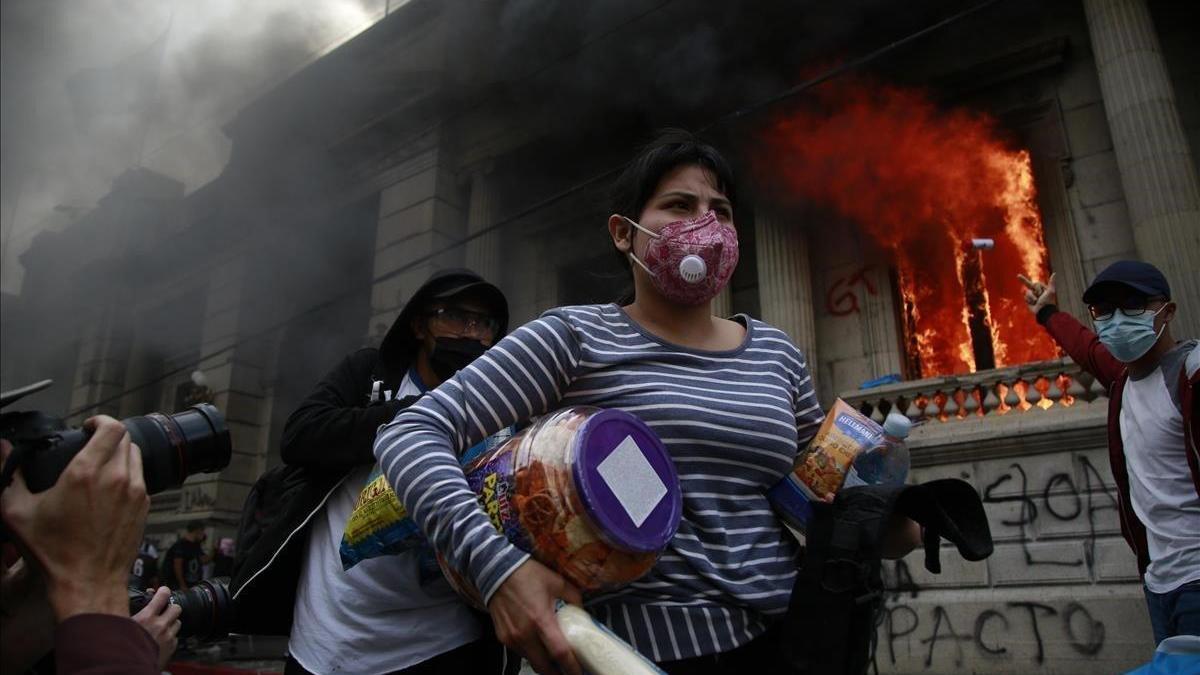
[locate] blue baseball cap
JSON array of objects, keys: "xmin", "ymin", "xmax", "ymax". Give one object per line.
[{"xmin": 1082, "ymin": 260, "xmax": 1171, "ymax": 303}]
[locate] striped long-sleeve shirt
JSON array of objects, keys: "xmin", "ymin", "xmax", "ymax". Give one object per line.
[{"xmin": 374, "ymin": 303, "xmax": 824, "ymax": 661}]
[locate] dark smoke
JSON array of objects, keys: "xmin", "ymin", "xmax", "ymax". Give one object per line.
[
  {"xmin": 1, "ymin": 0, "xmax": 387, "ymax": 293},
  {"xmin": 1, "ymin": 0, "xmax": 983, "ymax": 417}
]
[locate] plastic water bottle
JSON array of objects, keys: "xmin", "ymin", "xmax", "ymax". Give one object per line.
[{"xmin": 843, "ymin": 412, "xmax": 911, "ymax": 487}]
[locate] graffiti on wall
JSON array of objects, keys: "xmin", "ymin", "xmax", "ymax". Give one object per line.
[
  {"xmin": 826, "ymin": 266, "xmax": 878, "ymax": 316},
  {"xmin": 178, "ymin": 485, "xmax": 217, "ymax": 512},
  {"xmin": 980, "ymin": 455, "xmax": 1118, "ymax": 572},
  {"xmin": 876, "ymin": 454, "xmax": 1127, "ymax": 670},
  {"xmin": 880, "ymin": 569, "xmax": 1107, "ymax": 669}
]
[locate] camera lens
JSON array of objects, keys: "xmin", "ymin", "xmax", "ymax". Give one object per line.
[
  {"xmin": 124, "ymin": 404, "xmax": 232, "ymax": 494},
  {"xmin": 127, "ymin": 577, "xmax": 233, "ymax": 641},
  {"xmin": 174, "ymin": 577, "xmax": 233, "ymax": 640}
]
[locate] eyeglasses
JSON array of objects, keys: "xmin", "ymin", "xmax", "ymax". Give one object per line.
[
  {"xmin": 427, "ymin": 307, "xmax": 499, "ymax": 338},
  {"xmin": 1088, "ymin": 297, "xmax": 1166, "ymax": 321}
]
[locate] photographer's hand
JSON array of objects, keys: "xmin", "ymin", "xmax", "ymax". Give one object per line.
[
  {"xmin": 0, "ymin": 416, "xmax": 149, "ymax": 621},
  {"xmin": 131, "ymin": 587, "xmax": 181, "ymax": 669}
]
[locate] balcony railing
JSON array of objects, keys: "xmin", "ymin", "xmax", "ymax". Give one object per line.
[{"xmin": 840, "ymin": 357, "xmax": 1109, "ymax": 425}]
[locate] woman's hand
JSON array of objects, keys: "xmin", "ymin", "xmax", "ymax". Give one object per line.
[
  {"xmin": 131, "ymin": 587, "xmax": 182, "ymax": 669},
  {"xmin": 488, "ymin": 559, "xmax": 583, "ymax": 675}
]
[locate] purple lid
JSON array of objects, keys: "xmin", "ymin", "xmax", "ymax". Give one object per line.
[{"xmin": 571, "ymin": 409, "xmax": 682, "ymax": 553}]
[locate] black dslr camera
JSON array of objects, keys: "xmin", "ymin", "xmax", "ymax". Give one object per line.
[
  {"xmin": 1, "ymin": 380, "xmax": 236, "ymax": 640},
  {"xmin": 128, "ymin": 577, "xmax": 234, "ymax": 641},
  {"xmin": 0, "ymin": 380, "xmax": 232, "ymax": 495}
]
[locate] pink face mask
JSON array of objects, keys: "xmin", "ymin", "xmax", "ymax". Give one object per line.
[{"xmin": 624, "ymin": 210, "xmax": 739, "ymax": 306}]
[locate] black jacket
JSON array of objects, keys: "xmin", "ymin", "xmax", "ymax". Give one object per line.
[{"xmin": 230, "ymin": 269, "xmax": 508, "ymax": 636}]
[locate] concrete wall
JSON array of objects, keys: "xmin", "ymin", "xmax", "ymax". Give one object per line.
[{"xmin": 874, "ymin": 407, "xmax": 1153, "ymax": 674}]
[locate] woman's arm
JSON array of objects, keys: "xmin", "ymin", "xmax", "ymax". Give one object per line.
[
  {"xmin": 374, "ymin": 313, "xmax": 582, "ymax": 603},
  {"xmin": 792, "ymin": 351, "xmax": 825, "ymax": 450},
  {"xmin": 375, "ymin": 313, "xmax": 585, "ymax": 674}
]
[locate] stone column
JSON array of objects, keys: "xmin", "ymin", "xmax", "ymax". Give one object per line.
[
  {"xmin": 1083, "ymin": 0, "xmax": 1200, "ymax": 337},
  {"xmin": 151, "ymin": 254, "xmax": 271, "ymax": 538},
  {"xmin": 465, "ymin": 166, "xmax": 503, "ymax": 286},
  {"xmin": 67, "ymin": 303, "xmax": 133, "ymax": 420},
  {"xmin": 368, "ymin": 138, "xmax": 467, "ymax": 342},
  {"xmin": 755, "ymin": 211, "xmax": 818, "ymax": 366}
]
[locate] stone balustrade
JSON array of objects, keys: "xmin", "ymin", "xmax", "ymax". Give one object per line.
[{"xmin": 841, "ymin": 357, "xmax": 1108, "ymax": 426}]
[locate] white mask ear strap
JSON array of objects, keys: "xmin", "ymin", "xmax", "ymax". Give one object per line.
[
  {"xmin": 621, "ymin": 216, "xmax": 657, "ymax": 276},
  {"xmin": 622, "ymin": 216, "xmax": 659, "ymax": 239},
  {"xmin": 628, "ymin": 251, "xmax": 655, "ymax": 276}
]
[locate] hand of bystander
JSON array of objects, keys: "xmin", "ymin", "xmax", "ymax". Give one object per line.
[
  {"xmin": 1018, "ymin": 272, "xmax": 1057, "ymax": 315},
  {"xmin": 131, "ymin": 586, "xmax": 182, "ymax": 669}
]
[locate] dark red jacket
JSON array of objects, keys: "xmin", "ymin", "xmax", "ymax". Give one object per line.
[
  {"xmin": 1040, "ymin": 307, "xmax": 1200, "ymax": 575},
  {"xmin": 55, "ymin": 614, "xmax": 158, "ymax": 674}
]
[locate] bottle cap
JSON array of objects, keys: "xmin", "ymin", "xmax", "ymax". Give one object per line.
[{"xmin": 883, "ymin": 412, "xmax": 911, "ymax": 439}]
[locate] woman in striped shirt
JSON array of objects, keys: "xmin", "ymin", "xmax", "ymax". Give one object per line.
[{"xmin": 375, "ymin": 130, "xmax": 909, "ymax": 674}]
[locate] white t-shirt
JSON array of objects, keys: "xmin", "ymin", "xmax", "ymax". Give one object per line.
[
  {"xmin": 288, "ymin": 373, "xmax": 482, "ymax": 674},
  {"xmin": 1120, "ymin": 342, "xmax": 1200, "ymax": 594}
]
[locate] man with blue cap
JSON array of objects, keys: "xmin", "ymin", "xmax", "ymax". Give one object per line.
[{"xmin": 1020, "ymin": 261, "xmax": 1198, "ymax": 646}]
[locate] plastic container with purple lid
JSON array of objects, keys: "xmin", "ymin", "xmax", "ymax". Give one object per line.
[{"xmin": 442, "ymin": 407, "xmax": 682, "ymax": 603}]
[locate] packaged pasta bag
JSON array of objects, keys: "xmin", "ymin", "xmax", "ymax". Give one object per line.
[
  {"xmin": 339, "ymin": 427, "xmax": 512, "ymax": 570},
  {"xmin": 438, "ymin": 407, "xmax": 683, "ymax": 608},
  {"xmin": 767, "ymin": 398, "xmax": 883, "ymax": 532},
  {"xmin": 339, "ymin": 466, "xmax": 420, "ymax": 569}
]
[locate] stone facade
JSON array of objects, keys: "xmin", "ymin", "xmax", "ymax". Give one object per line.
[
  {"xmin": 3, "ymin": 1, "xmax": 1195, "ymax": 670},
  {"xmin": 848, "ymin": 383, "xmax": 1154, "ymax": 673}
]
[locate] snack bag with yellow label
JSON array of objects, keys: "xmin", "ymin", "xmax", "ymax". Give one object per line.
[
  {"xmin": 767, "ymin": 399, "xmax": 882, "ymax": 532},
  {"xmin": 339, "ymin": 426, "xmax": 513, "ymax": 570}
]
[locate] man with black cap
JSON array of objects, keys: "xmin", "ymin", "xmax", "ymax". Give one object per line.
[
  {"xmin": 1021, "ymin": 261, "xmax": 1198, "ymax": 645},
  {"xmin": 230, "ymin": 269, "xmax": 513, "ymax": 674}
]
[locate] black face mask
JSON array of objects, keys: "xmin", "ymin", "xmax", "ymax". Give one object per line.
[{"xmin": 429, "ymin": 337, "xmax": 488, "ymax": 381}]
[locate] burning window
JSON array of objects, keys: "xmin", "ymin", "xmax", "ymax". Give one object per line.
[{"xmin": 759, "ymin": 77, "xmax": 1059, "ymax": 377}]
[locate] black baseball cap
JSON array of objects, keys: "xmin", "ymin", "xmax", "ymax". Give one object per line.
[
  {"xmin": 430, "ymin": 277, "xmax": 506, "ymax": 311},
  {"xmin": 1082, "ymin": 260, "xmax": 1171, "ymax": 303},
  {"xmin": 380, "ymin": 269, "xmax": 510, "ymax": 370}
]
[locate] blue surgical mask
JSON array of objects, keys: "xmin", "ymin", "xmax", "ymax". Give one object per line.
[{"xmin": 1094, "ymin": 305, "xmax": 1166, "ymax": 363}]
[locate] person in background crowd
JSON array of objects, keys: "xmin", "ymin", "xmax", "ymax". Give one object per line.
[
  {"xmin": 1021, "ymin": 261, "xmax": 1198, "ymax": 644},
  {"xmin": 212, "ymin": 538, "xmax": 235, "ymax": 578},
  {"xmin": 129, "ymin": 540, "xmax": 159, "ymax": 590},
  {"xmin": 162, "ymin": 521, "xmax": 208, "ymax": 591},
  {"xmin": 375, "ymin": 130, "xmax": 920, "ymax": 675}
]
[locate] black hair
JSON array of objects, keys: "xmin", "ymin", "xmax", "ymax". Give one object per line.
[
  {"xmin": 609, "ymin": 128, "xmax": 738, "ymax": 220},
  {"xmin": 186, "ymin": 520, "xmax": 205, "ymax": 532},
  {"xmin": 609, "ymin": 129, "xmax": 738, "ymax": 304}
]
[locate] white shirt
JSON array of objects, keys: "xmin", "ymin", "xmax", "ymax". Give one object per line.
[
  {"xmin": 1120, "ymin": 344, "xmax": 1200, "ymax": 593},
  {"xmin": 288, "ymin": 373, "xmax": 482, "ymax": 674}
]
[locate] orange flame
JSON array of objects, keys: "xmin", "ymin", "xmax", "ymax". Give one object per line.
[{"xmin": 758, "ymin": 77, "xmax": 1058, "ymax": 376}]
